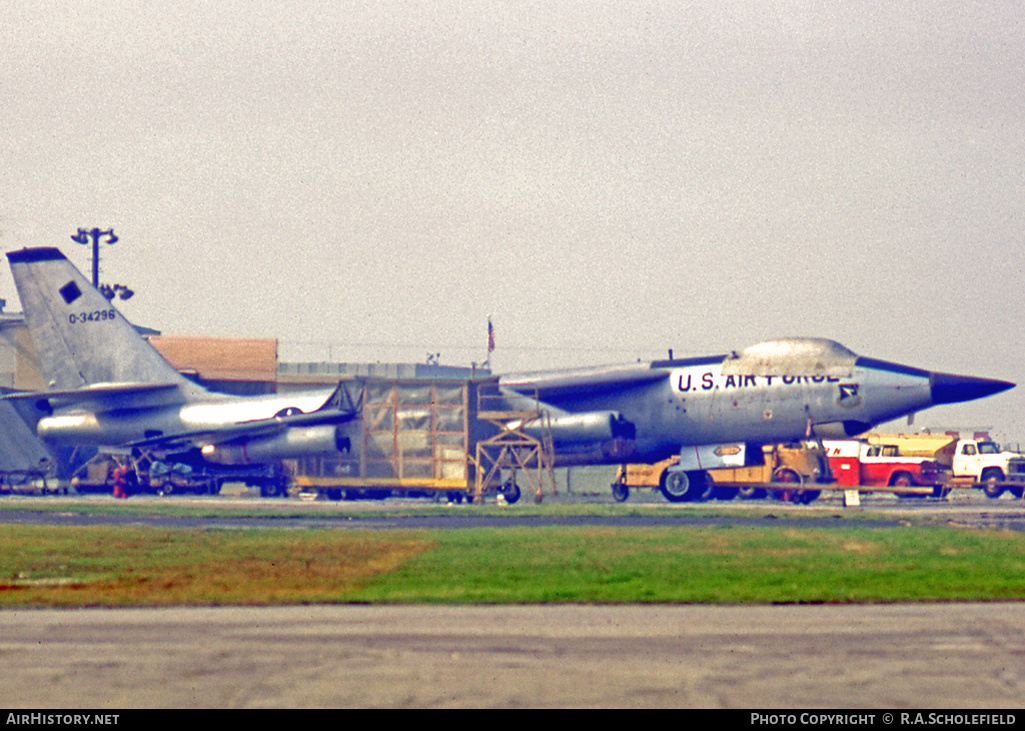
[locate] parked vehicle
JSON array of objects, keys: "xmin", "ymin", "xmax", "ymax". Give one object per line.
[
  {"xmin": 612, "ymin": 442, "xmax": 832, "ymax": 503},
  {"xmin": 70, "ymin": 453, "xmax": 286, "ymax": 497},
  {"xmin": 945, "ymin": 437, "xmax": 1025, "ymax": 498},
  {"xmin": 823, "ymin": 440, "xmax": 949, "ymax": 496}
]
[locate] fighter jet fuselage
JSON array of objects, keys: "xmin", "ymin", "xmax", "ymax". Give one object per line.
[{"xmin": 497, "ymin": 338, "xmax": 1014, "ymax": 468}]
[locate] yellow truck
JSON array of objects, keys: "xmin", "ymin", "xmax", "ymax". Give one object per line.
[{"xmin": 612, "ymin": 442, "xmax": 831, "ymax": 504}]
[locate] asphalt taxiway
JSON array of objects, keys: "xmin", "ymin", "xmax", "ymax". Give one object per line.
[{"xmin": 2, "ymin": 603, "xmax": 1024, "ymax": 708}]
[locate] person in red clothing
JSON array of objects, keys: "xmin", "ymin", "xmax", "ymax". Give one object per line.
[{"xmin": 112, "ymin": 462, "xmax": 129, "ymax": 499}]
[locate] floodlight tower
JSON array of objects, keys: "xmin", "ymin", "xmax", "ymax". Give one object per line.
[
  {"xmin": 70, "ymin": 228, "xmax": 134, "ymax": 301},
  {"xmin": 70, "ymin": 228, "xmax": 118, "ymax": 288}
]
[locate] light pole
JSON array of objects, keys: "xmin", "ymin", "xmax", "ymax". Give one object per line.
[
  {"xmin": 70, "ymin": 228, "xmax": 118, "ymax": 288},
  {"xmin": 70, "ymin": 228, "xmax": 133, "ymax": 301}
]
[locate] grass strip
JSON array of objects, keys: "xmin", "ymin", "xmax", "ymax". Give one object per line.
[
  {"xmin": 1, "ymin": 523, "xmax": 1024, "ymax": 607},
  {"xmin": 0, "ymin": 497, "xmax": 912, "ymax": 526}
]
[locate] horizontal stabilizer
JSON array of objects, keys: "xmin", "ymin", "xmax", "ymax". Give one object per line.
[{"xmin": 2, "ymin": 382, "xmax": 181, "ymax": 408}]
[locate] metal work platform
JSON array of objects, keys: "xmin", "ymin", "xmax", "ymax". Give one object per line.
[{"xmin": 470, "ymin": 383, "xmax": 556, "ymax": 504}]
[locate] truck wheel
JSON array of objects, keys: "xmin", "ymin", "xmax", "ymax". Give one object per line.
[
  {"xmin": 260, "ymin": 480, "xmax": 288, "ymax": 498},
  {"xmin": 770, "ymin": 468, "xmax": 802, "ymax": 502},
  {"xmin": 982, "ymin": 469, "xmax": 1005, "ymax": 499},
  {"xmin": 890, "ymin": 472, "xmax": 921, "ymax": 499},
  {"xmin": 660, "ymin": 471, "xmax": 690, "ymax": 502},
  {"xmin": 713, "ymin": 486, "xmax": 738, "ymax": 501},
  {"xmin": 890, "ymin": 472, "xmax": 914, "ymax": 488},
  {"xmin": 691, "ymin": 471, "xmax": 715, "ymax": 502}
]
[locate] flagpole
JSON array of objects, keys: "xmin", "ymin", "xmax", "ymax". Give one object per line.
[{"xmin": 486, "ymin": 317, "xmax": 495, "ymax": 371}]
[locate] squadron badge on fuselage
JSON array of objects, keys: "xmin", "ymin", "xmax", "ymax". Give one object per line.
[{"xmin": 837, "ymin": 384, "xmax": 861, "ymax": 408}]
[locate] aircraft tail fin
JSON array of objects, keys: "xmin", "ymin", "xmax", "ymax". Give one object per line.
[{"xmin": 6, "ymin": 247, "xmax": 199, "ymax": 394}]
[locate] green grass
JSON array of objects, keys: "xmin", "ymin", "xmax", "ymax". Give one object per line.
[{"xmin": 3, "ymin": 523, "xmax": 1025, "ymax": 607}]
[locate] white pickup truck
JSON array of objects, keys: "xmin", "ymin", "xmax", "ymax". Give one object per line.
[{"xmin": 949, "ymin": 439, "xmax": 1025, "ymax": 498}]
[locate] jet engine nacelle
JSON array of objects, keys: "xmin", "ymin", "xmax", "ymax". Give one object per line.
[
  {"xmin": 516, "ymin": 410, "xmax": 635, "ymax": 445},
  {"xmin": 201, "ymin": 425, "xmax": 351, "ymax": 465}
]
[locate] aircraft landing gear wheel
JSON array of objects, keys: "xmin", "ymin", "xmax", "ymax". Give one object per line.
[
  {"xmin": 611, "ymin": 480, "xmax": 629, "ymax": 503},
  {"xmin": 498, "ymin": 480, "xmax": 521, "ymax": 505},
  {"xmin": 260, "ymin": 480, "xmax": 288, "ymax": 498}
]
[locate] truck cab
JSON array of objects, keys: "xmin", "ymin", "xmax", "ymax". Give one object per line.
[{"xmin": 952, "ymin": 439, "xmax": 1025, "ymax": 498}]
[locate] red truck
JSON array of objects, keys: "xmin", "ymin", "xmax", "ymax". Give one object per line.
[{"xmin": 823, "ymin": 440, "xmax": 949, "ymax": 493}]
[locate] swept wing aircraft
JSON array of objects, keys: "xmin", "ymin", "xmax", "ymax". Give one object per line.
[
  {"xmin": 5, "ymin": 246, "xmax": 1015, "ymax": 503},
  {"xmin": 491, "ymin": 334, "xmax": 1013, "ymax": 501},
  {"xmin": 4, "ymin": 247, "xmax": 356, "ymax": 483}
]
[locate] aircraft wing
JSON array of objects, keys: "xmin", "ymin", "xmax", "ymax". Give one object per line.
[
  {"xmin": 499, "ymin": 364, "xmax": 669, "ymax": 401},
  {"xmin": 125, "ymin": 407, "xmax": 360, "ymax": 450},
  {"xmin": 1, "ymin": 383, "xmax": 181, "ymax": 407}
]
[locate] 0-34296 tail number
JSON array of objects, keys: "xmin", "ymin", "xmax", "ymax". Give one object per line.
[{"xmin": 69, "ymin": 309, "xmax": 117, "ymax": 325}]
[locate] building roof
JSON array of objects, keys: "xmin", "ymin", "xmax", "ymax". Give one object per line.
[{"xmin": 148, "ymin": 335, "xmax": 278, "ymax": 383}]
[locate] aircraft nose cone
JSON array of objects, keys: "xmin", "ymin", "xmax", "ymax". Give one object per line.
[{"xmin": 930, "ymin": 372, "xmax": 1015, "ymax": 405}]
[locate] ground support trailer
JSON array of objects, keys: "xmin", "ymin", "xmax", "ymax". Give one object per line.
[
  {"xmin": 0, "ymin": 463, "xmax": 62, "ymax": 495},
  {"xmin": 70, "ymin": 452, "xmax": 286, "ymax": 497},
  {"xmin": 291, "ymin": 378, "xmax": 527, "ymax": 504},
  {"xmin": 613, "ymin": 442, "xmax": 834, "ymax": 504}
]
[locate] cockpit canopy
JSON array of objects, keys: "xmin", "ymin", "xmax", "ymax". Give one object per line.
[{"xmin": 721, "ymin": 338, "xmax": 857, "ymax": 377}]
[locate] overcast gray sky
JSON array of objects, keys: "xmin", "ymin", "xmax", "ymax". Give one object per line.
[{"xmin": 2, "ymin": 1, "xmax": 1023, "ymax": 439}]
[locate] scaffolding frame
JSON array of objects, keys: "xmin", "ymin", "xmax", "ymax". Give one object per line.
[{"xmin": 470, "ymin": 383, "xmax": 556, "ymax": 503}]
